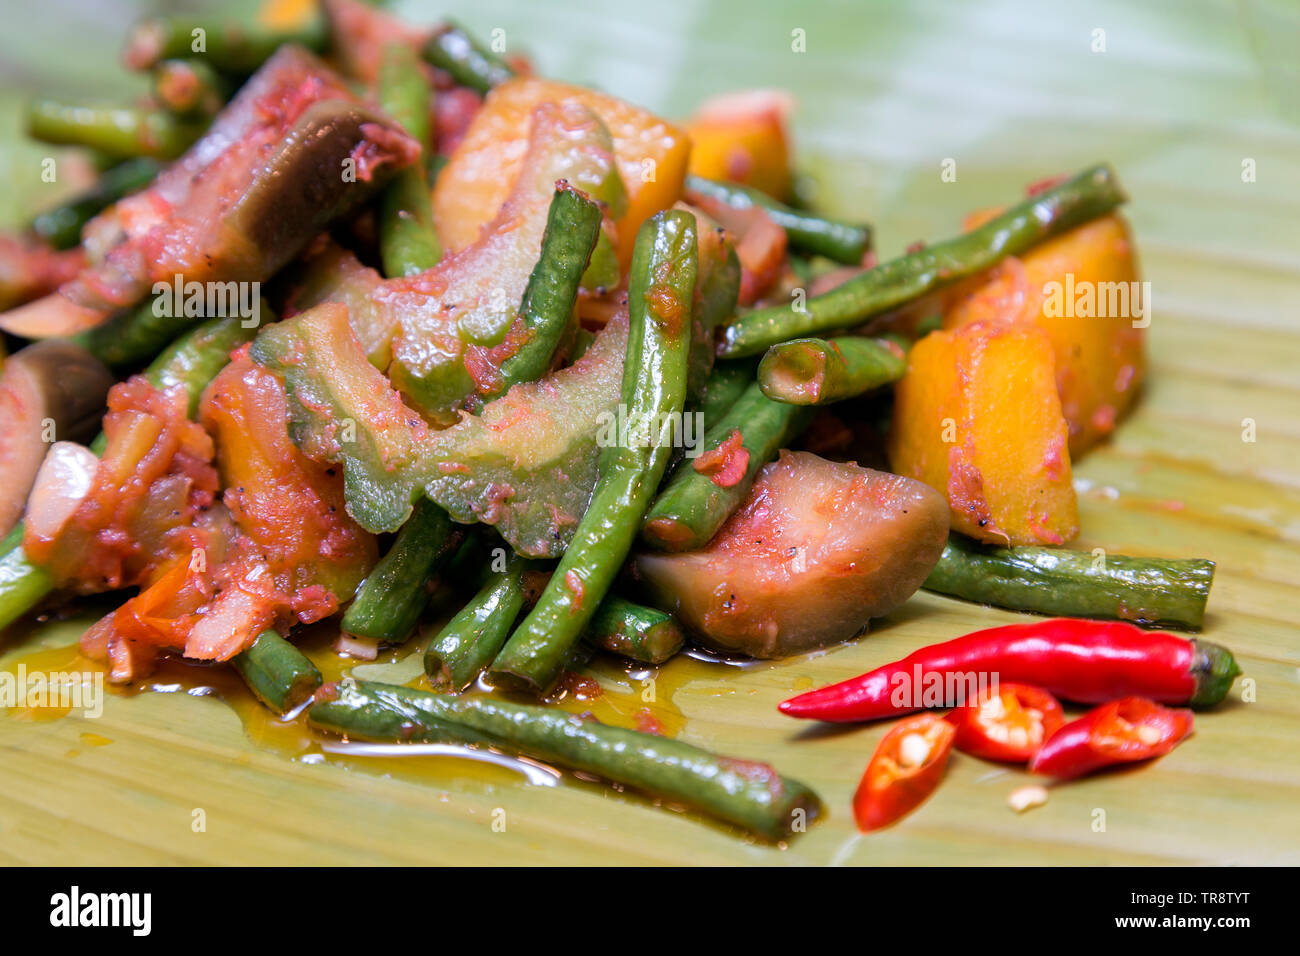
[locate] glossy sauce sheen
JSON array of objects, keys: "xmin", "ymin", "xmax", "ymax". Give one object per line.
[{"xmin": 0, "ymin": 612, "xmax": 783, "ymax": 823}]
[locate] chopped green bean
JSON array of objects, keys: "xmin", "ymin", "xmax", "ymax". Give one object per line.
[
  {"xmin": 309, "ymin": 679, "xmax": 822, "ymax": 840},
  {"xmin": 232, "ymin": 629, "xmax": 323, "ymax": 713},
  {"xmin": 924, "ymin": 534, "xmax": 1217, "ymax": 630},
  {"xmin": 757, "ymin": 335, "xmax": 907, "ymax": 405},
  {"xmin": 491, "ymin": 210, "xmax": 698, "ymax": 693},
  {"xmin": 718, "ymin": 164, "xmax": 1128, "ymax": 357},
  {"xmin": 685, "ymin": 174, "xmax": 871, "ymax": 265},
  {"xmin": 423, "ymin": 21, "xmax": 515, "ymax": 94}
]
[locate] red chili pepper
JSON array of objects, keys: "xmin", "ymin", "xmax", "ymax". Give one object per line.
[
  {"xmin": 779, "ymin": 619, "xmax": 1239, "ymax": 723},
  {"xmin": 946, "ymin": 682, "xmax": 1065, "ymax": 763},
  {"xmin": 1029, "ymin": 697, "xmax": 1193, "ymax": 779},
  {"xmin": 853, "ymin": 713, "xmax": 955, "ymax": 832}
]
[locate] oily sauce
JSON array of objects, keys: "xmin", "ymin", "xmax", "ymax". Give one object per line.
[{"xmin": 1, "ymin": 611, "xmax": 779, "ymax": 831}]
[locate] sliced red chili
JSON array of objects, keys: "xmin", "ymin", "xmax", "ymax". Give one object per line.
[
  {"xmin": 946, "ymin": 682, "xmax": 1065, "ymax": 763},
  {"xmin": 853, "ymin": 713, "xmax": 955, "ymax": 832},
  {"xmin": 1029, "ymin": 696, "xmax": 1193, "ymax": 779}
]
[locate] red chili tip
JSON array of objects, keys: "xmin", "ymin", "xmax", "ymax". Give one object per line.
[{"xmin": 778, "ymin": 695, "xmax": 813, "ymax": 718}]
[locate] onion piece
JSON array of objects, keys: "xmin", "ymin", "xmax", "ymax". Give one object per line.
[
  {"xmin": 334, "ymin": 632, "xmax": 380, "ymax": 660},
  {"xmin": 24, "ymin": 441, "xmax": 99, "ymax": 542},
  {"xmin": 0, "ymin": 293, "xmax": 107, "ymax": 338}
]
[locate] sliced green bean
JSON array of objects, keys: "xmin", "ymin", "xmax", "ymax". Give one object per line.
[
  {"xmin": 641, "ymin": 381, "xmax": 810, "ymax": 552},
  {"xmin": 757, "ymin": 335, "xmax": 906, "ymax": 405},
  {"xmin": 718, "ymin": 163, "xmax": 1128, "ymax": 357},
  {"xmin": 425, "ymin": 552, "xmax": 543, "ymax": 691},
  {"xmin": 491, "ymin": 210, "xmax": 698, "ymax": 693},
  {"xmin": 423, "ymin": 21, "xmax": 515, "ymax": 94},
  {"xmin": 231, "ymin": 629, "xmax": 322, "ymax": 713},
  {"xmin": 0, "ymin": 528, "xmax": 55, "ymax": 633},
  {"xmin": 685, "ymin": 174, "xmax": 871, "ymax": 265},
  {"xmin": 28, "ymin": 158, "xmax": 161, "ymax": 250},
  {"xmin": 586, "ymin": 596, "xmax": 684, "ymax": 665},
  {"xmin": 924, "ymin": 534, "xmax": 1217, "ymax": 630},
  {"xmin": 340, "ymin": 499, "xmax": 462, "ymax": 643},
  {"xmin": 581, "ymin": 230, "xmax": 621, "ymax": 293},
  {"xmin": 429, "ymin": 550, "xmax": 685, "ymax": 687},
  {"xmin": 123, "ymin": 11, "xmax": 328, "ymax": 73},
  {"xmin": 309, "ymin": 679, "xmax": 822, "ymax": 840},
  {"xmin": 25, "ymin": 99, "xmax": 206, "ymax": 160},
  {"xmin": 152, "ymin": 58, "xmax": 227, "ymax": 116},
  {"xmin": 480, "ymin": 187, "xmax": 603, "ymax": 403},
  {"xmin": 74, "ymin": 297, "xmax": 271, "ymax": 374},
  {"xmin": 693, "ymin": 358, "xmax": 757, "ymax": 430},
  {"xmin": 144, "ymin": 314, "xmax": 263, "ymax": 415},
  {"xmin": 376, "ymin": 40, "xmax": 440, "ymax": 277},
  {"xmin": 687, "ymin": 228, "xmax": 741, "ymax": 400}
]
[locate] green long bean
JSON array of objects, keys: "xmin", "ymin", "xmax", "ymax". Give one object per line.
[
  {"xmin": 757, "ymin": 335, "xmax": 907, "ymax": 405},
  {"xmin": 641, "ymin": 380, "xmax": 810, "ymax": 552},
  {"xmin": 231, "ymin": 629, "xmax": 322, "ymax": 713},
  {"xmin": 717, "ymin": 164, "xmax": 1127, "ymax": 357},
  {"xmin": 309, "ymin": 679, "xmax": 821, "ymax": 840},
  {"xmin": 924, "ymin": 534, "xmax": 1216, "ymax": 630},
  {"xmin": 28, "ymin": 158, "xmax": 160, "ymax": 250},
  {"xmin": 423, "ymin": 21, "xmax": 515, "ymax": 94},
  {"xmin": 25, "ymin": 99, "xmax": 205, "ymax": 160},
  {"xmin": 685, "ymin": 174, "xmax": 871, "ymax": 264},
  {"xmin": 490, "ymin": 210, "xmax": 698, "ymax": 693}
]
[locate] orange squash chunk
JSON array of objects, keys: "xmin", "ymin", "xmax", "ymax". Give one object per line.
[
  {"xmin": 888, "ymin": 321, "xmax": 1079, "ymax": 546},
  {"xmin": 945, "ymin": 213, "xmax": 1146, "ymax": 456},
  {"xmin": 685, "ymin": 90, "xmax": 793, "ymax": 200},
  {"xmin": 433, "ymin": 76, "xmax": 690, "ymax": 269}
]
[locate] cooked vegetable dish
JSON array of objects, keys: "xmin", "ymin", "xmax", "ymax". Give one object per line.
[{"xmin": 0, "ymin": 0, "xmax": 1238, "ymax": 842}]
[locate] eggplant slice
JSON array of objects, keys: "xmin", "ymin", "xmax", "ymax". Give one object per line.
[
  {"xmin": 0, "ymin": 341, "xmax": 115, "ymax": 536},
  {"xmin": 0, "ymin": 45, "xmax": 420, "ymax": 338},
  {"xmin": 635, "ymin": 451, "xmax": 949, "ymax": 659}
]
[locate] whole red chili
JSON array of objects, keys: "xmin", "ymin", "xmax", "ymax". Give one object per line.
[
  {"xmin": 946, "ymin": 682, "xmax": 1065, "ymax": 763},
  {"xmin": 779, "ymin": 619, "xmax": 1239, "ymax": 723},
  {"xmin": 1029, "ymin": 697, "xmax": 1193, "ymax": 779},
  {"xmin": 853, "ymin": 713, "xmax": 955, "ymax": 831}
]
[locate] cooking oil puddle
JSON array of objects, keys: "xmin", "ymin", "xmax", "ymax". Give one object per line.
[
  {"xmin": 0, "ymin": 619, "xmax": 774, "ymax": 813},
  {"xmin": 320, "ymin": 741, "xmax": 563, "ymax": 787}
]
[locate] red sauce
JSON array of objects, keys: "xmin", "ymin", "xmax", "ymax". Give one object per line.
[
  {"xmin": 693, "ymin": 429, "xmax": 749, "ymax": 488},
  {"xmin": 1026, "ymin": 172, "xmax": 1069, "ymax": 196},
  {"xmin": 946, "ymin": 444, "xmax": 1002, "ymax": 542},
  {"xmin": 1026, "ymin": 514, "xmax": 1065, "ymax": 546},
  {"xmin": 563, "ymin": 570, "xmax": 586, "ymax": 612},
  {"xmin": 724, "ymin": 145, "xmax": 755, "ymax": 183},
  {"xmin": 634, "ymin": 708, "xmax": 665, "ymax": 736},
  {"xmin": 1041, "ymin": 430, "xmax": 1067, "ymax": 481},
  {"xmin": 1090, "ymin": 403, "xmax": 1117, "ymax": 434},
  {"xmin": 556, "ymin": 672, "xmax": 602, "ymax": 701},
  {"xmin": 645, "ymin": 283, "xmax": 685, "ymax": 335},
  {"xmin": 350, "ymin": 122, "xmax": 421, "ymax": 182},
  {"xmin": 24, "ymin": 377, "xmax": 218, "ymax": 593}
]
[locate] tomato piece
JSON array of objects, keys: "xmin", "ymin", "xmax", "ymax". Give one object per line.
[
  {"xmin": 853, "ymin": 713, "xmax": 956, "ymax": 831},
  {"xmin": 111, "ymin": 558, "xmax": 211, "ymax": 649},
  {"xmin": 946, "ymin": 682, "xmax": 1065, "ymax": 763},
  {"xmin": 685, "ymin": 193, "xmax": 787, "ymax": 305},
  {"xmin": 1029, "ymin": 697, "xmax": 1193, "ymax": 779}
]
